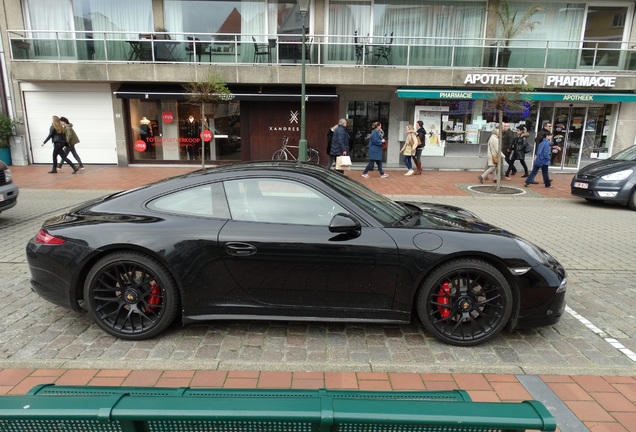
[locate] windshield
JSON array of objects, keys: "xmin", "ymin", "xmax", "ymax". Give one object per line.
[
  {"xmin": 609, "ymin": 145, "xmax": 636, "ymax": 161},
  {"xmin": 321, "ymin": 170, "xmax": 407, "ymax": 225}
]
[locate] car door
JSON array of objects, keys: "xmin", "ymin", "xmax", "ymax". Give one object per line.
[{"xmin": 218, "ymin": 177, "xmax": 399, "ymax": 314}]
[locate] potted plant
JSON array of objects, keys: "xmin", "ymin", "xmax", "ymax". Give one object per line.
[
  {"xmin": 495, "ymin": 0, "xmax": 544, "ymax": 67},
  {"xmin": 0, "ymin": 114, "xmax": 15, "ymax": 165}
]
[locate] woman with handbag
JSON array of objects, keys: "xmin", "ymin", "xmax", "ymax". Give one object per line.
[
  {"xmin": 361, "ymin": 122, "xmax": 388, "ymax": 178},
  {"xmin": 478, "ymin": 128, "xmax": 503, "ymax": 183},
  {"xmin": 399, "ymin": 124, "xmax": 417, "ymax": 176}
]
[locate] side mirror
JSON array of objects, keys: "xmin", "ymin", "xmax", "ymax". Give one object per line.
[{"xmin": 329, "ymin": 213, "xmax": 361, "ymax": 234}]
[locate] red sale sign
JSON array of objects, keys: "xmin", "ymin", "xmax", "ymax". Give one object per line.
[
  {"xmin": 201, "ymin": 129, "xmax": 213, "ymax": 141},
  {"xmin": 162, "ymin": 111, "xmax": 174, "ymax": 123},
  {"xmin": 135, "ymin": 140, "xmax": 147, "ymax": 152}
]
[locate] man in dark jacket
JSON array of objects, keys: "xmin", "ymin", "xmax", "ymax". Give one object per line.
[
  {"xmin": 330, "ymin": 118, "xmax": 349, "ymax": 173},
  {"xmin": 414, "ymin": 120, "xmax": 427, "ymax": 175},
  {"xmin": 501, "ymin": 122, "xmax": 516, "ymax": 178}
]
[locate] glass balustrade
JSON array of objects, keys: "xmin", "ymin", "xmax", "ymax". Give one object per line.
[{"xmin": 8, "ymin": 31, "xmax": 636, "ymax": 72}]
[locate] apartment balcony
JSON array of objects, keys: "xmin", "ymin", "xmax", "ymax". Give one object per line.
[{"xmin": 8, "ymin": 30, "xmax": 636, "ymax": 89}]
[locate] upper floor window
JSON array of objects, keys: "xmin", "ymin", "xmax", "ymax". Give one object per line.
[{"xmin": 24, "ymin": 0, "xmax": 152, "ymax": 34}]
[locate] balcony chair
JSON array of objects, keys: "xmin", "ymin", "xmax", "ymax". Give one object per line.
[
  {"xmin": 373, "ymin": 32, "xmax": 393, "ymax": 65},
  {"xmin": 354, "ymin": 31, "xmax": 367, "ymax": 64},
  {"xmin": 252, "ymin": 36, "xmax": 272, "ymax": 63}
]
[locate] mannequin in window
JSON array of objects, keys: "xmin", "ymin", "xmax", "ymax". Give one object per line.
[
  {"xmin": 183, "ymin": 115, "xmax": 200, "ymax": 160},
  {"xmin": 140, "ymin": 117, "xmax": 152, "ymax": 143}
]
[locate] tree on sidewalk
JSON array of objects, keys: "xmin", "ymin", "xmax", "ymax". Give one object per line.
[
  {"xmin": 184, "ymin": 71, "xmax": 233, "ymax": 168},
  {"xmin": 484, "ymin": 84, "xmax": 533, "ymax": 190}
]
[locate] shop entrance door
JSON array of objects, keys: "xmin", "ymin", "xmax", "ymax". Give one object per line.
[{"xmin": 543, "ymin": 105, "xmax": 589, "ymax": 169}]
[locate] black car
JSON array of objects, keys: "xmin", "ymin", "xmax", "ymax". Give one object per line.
[
  {"xmin": 0, "ymin": 160, "xmax": 19, "ymax": 214},
  {"xmin": 26, "ymin": 162, "xmax": 567, "ymax": 346},
  {"xmin": 571, "ymin": 145, "xmax": 636, "ymax": 210}
]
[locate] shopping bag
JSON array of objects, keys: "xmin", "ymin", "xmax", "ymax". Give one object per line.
[{"xmin": 336, "ymin": 155, "xmax": 352, "ymax": 170}]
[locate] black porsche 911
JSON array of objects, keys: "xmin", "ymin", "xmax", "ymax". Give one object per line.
[{"xmin": 26, "ymin": 161, "xmax": 567, "ymax": 346}]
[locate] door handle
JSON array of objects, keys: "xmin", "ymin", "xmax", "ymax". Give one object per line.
[{"xmin": 225, "ymin": 242, "xmax": 257, "ymax": 256}]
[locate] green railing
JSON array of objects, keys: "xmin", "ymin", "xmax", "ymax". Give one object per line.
[
  {"xmin": 0, "ymin": 386, "xmax": 557, "ymax": 432},
  {"xmin": 8, "ymin": 30, "xmax": 636, "ymax": 71}
]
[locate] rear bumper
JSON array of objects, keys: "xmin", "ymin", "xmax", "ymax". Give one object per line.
[{"xmin": 0, "ymin": 183, "xmax": 19, "ymax": 212}]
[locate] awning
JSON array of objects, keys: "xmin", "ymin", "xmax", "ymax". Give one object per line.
[
  {"xmin": 114, "ymin": 84, "xmax": 338, "ymax": 102},
  {"xmin": 397, "ymin": 89, "xmax": 636, "ymax": 103}
]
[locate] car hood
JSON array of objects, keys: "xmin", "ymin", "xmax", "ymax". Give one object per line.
[
  {"xmin": 402, "ymin": 201, "xmax": 509, "ymax": 234},
  {"xmin": 576, "ymin": 160, "xmax": 635, "ymax": 177}
]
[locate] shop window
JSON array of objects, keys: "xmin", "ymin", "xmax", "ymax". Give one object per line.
[
  {"xmin": 127, "ymin": 99, "xmax": 241, "ymax": 164},
  {"xmin": 346, "ymin": 101, "xmax": 389, "ymax": 162}
]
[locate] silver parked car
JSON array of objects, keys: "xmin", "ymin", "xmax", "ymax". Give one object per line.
[{"xmin": 0, "ymin": 161, "xmax": 19, "ymax": 214}]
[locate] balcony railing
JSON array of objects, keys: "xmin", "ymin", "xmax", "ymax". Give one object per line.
[{"xmin": 8, "ymin": 30, "xmax": 636, "ymax": 71}]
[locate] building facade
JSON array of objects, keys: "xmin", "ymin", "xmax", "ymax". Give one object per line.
[{"xmin": 2, "ymin": 0, "xmax": 636, "ymax": 171}]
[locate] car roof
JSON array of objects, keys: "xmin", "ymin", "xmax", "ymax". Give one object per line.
[{"xmin": 182, "ymin": 161, "xmax": 328, "ymax": 181}]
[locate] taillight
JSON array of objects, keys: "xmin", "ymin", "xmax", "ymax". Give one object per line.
[{"xmin": 35, "ymin": 229, "xmax": 65, "ymax": 245}]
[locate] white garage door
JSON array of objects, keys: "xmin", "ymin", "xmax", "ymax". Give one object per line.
[{"xmin": 23, "ymin": 83, "xmax": 118, "ymax": 164}]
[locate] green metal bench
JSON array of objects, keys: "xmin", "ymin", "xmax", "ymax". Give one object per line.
[
  {"xmin": 0, "ymin": 386, "xmax": 556, "ymax": 432},
  {"xmin": 27, "ymin": 384, "xmax": 473, "ymax": 401}
]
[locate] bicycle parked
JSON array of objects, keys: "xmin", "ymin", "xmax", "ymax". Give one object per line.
[{"xmin": 272, "ymin": 136, "xmax": 320, "ymax": 164}]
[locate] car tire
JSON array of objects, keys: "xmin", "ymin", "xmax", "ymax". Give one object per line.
[
  {"xmin": 628, "ymin": 190, "xmax": 636, "ymax": 211},
  {"xmin": 84, "ymin": 251, "xmax": 180, "ymax": 340},
  {"xmin": 416, "ymin": 258, "xmax": 512, "ymax": 347}
]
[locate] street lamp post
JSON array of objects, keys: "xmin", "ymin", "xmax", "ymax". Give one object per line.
[{"xmin": 297, "ymin": 0, "xmax": 310, "ymax": 162}]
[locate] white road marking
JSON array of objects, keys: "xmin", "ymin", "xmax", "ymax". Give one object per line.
[{"xmin": 566, "ymin": 306, "xmax": 636, "ymax": 362}]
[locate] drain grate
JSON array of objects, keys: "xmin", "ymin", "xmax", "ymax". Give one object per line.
[{"xmin": 469, "ymin": 185, "xmax": 526, "ymax": 195}]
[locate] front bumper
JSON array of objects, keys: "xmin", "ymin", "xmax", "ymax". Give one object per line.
[{"xmin": 571, "ymin": 177, "xmax": 634, "ymax": 205}]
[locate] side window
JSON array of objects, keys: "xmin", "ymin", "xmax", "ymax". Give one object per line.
[
  {"xmin": 148, "ymin": 183, "xmax": 230, "ymax": 218},
  {"xmin": 224, "ymin": 178, "xmax": 348, "ymax": 225}
]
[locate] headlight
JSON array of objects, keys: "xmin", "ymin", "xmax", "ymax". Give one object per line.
[
  {"xmin": 514, "ymin": 237, "xmax": 551, "ymax": 265},
  {"xmin": 601, "ymin": 169, "xmax": 633, "ymax": 181},
  {"xmin": 4, "ymin": 169, "xmax": 12, "ymax": 182}
]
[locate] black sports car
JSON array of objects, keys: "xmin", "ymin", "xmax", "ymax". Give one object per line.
[
  {"xmin": 571, "ymin": 144, "xmax": 636, "ymax": 210},
  {"xmin": 26, "ymin": 162, "xmax": 567, "ymax": 346}
]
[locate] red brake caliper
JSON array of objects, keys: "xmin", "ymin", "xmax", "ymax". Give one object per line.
[
  {"xmin": 436, "ymin": 281, "xmax": 452, "ymax": 319},
  {"xmin": 145, "ymin": 281, "xmax": 161, "ymax": 312}
]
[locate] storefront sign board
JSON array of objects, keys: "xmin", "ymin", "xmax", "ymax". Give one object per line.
[{"xmin": 398, "ymin": 89, "xmax": 636, "ymax": 103}]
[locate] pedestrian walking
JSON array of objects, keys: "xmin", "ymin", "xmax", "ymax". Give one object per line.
[
  {"xmin": 478, "ymin": 128, "xmax": 502, "ymax": 183},
  {"xmin": 501, "ymin": 122, "xmax": 515, "ymax": 179},
  {"xmin": 330, "ymin": 118, "xmax": 350, "ymax": 174},
  {"xmin": 399, "ymin": 124, "xmax": 417, "ymax": 176},
  {"xmin": 524, "ymin": 132, "xmax": 553, "ymax": 188},
  {"xmin": 325, "ymin": 124, "xmax": 338, "ymax": 169},
  {"xmin": 57, "ymin": 117, "xmax": 85, "ymax": 170},
  {"xmin": 42, "ymin": 115, "xmax": 78, "ymax": 174},
  {"xmin": 413, "ymin": 120, "xmax": 426, "ymax": 175},
  {"xmin": 361, "ymin": 122, "xmax": 388, "ymax": 178},
  {"xmin": 511, "ymin": 125, "xmax": 531, "ymax": 177}
]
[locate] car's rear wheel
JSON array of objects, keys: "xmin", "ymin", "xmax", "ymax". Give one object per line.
[
  {"xmin": 416, "ymin": 258, "xmax": 512, "ymax": 346},
  {"xmin": 84, "ymin": 252, "xmax": 180, "ymax": 340}
]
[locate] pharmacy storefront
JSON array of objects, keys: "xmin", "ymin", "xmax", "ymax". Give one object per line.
[{"xmin": 398, "ymin": 73, "xmax": 636, "ymax": 170}]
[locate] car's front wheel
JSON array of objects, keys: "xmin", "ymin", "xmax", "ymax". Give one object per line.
[
  {"xmin": 628, "ymin": 189, "xmax": 636, "ymax": 211},
  {"xmin": 84, "ymin": 252, "xmax": 180, "ymax": 340},
  {"xmin": 416, "ymin": 258, "xmax": 512, "ymax": 346}
]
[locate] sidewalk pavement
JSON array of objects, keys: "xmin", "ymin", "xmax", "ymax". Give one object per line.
[{"xmin": 4, "ymin": 164, "xmax": 635, "ymax": 432}]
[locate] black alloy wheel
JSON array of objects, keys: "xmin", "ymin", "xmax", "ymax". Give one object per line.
[
  {"xmin": 416, "ymin": 258, "xmax": 512, "ymax": 346},
  {"xmin": 84, "ymin": 252, "xmax": 180, "ymax": 340}
]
